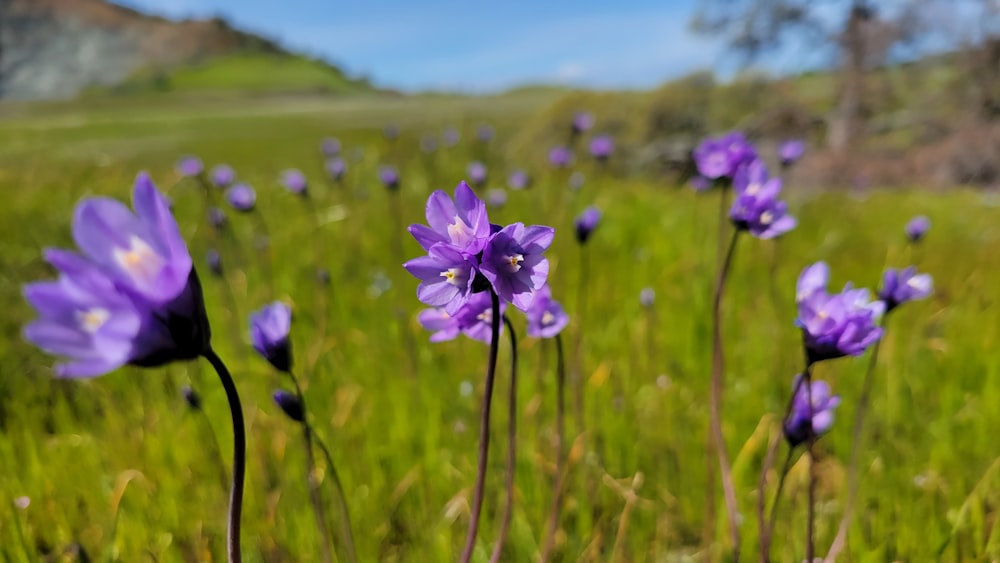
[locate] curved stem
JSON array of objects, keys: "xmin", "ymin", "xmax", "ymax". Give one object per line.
[
  {"xmin": 806, "ymin": 366, "xmax": 816, "ymax": 563},
  {"xmin": 287, "ymin": 371, "xmax": 334, "ymax": 563},
  {"xmin": 203, "ymin": 348, "xmax": 245, "ymax": 563},
  {"xmin": 824, "ymin": 324, "xmax": 884, "ymax": 562},
  {"xmin": 459, "ymin": 290, "xmax": 502, "ymax": 563},
  {"xmin": 710, "ymin": 228, "xmax": 741, "ymax": 555},
  {"xmin": 540, "ymin": 334, "xmax": 567, "ymax": 563},
  {"xmin": 314, "ymin": 434, "xmax": 359, "ymax": 563},
  {"xmin": 489, "ymin": 316, "xmax": 519, "ymax": 563}
]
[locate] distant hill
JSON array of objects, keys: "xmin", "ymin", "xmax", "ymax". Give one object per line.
[{"xmin": 0, "ymin": 0, "xmax": 372, "ymax": 99}]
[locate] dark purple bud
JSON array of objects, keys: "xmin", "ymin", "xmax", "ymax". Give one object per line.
[
  {"xmin": 208, "ymin": 207, "xmax": 227, "ymax": 230},
  {"xmin": 574, "ymin": 206, "xmax": 601, "ymax": 244},
  {"xmin": 181, "ymin": 385, "xmax": 202, "ymax": 410},
  {"xmin": 273, "ymin": 390, "xmax": 305, "ymax": 423},
  {"xmin": 783, "ymin": 376, "xmax": 840, "ymax": 447},
  {"xmin": 206, "ymin": 249, "xmax": 223, "ymax": 276},
  {"xmin": 779, "ymin": 139, "xmax": 805, "ymax": 167},
  {"xmin": 326, "ymin": 158, "xmax": 346, "ymax": 182},
  {"xmin": 378, "ymin": 165, "xmax": 400, "ymax": 191},
  {"xmin": 250, "ymin": 302, "xmax": 292, "ymax": 372}
]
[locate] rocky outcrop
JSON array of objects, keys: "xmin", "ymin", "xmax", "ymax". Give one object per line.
[{"xmin": 0, "ymin": 0, "xmax": 285, "ymax": 99}]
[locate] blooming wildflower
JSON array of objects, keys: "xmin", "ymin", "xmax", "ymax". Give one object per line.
[
  {"xmin": 571, "ymin": 112, "xmax": 594, "ymax": 135},
  {"xmin": 280, "ymin": 169, "xmax": 308, "ymax": 196},
  {"xmin": 378, "ymin": 165, "xmax": 400, "ymax": 191},
  {"xmin": 878, "ymin": 267, "xmax": 932, "ymax": 313},
  {"xmin": 210, "ymin": 164, "xmax": 235, "ymax": 188},
  {"xmin": 783, "ymin": 376, "xmax": 840, "ymax": 447},
  {"xmin": 326, "ymin": 158, "xmax": 346, "ymax": 182},
  {"xmin": 905, "ymin": 216, "xmax": 930, "ymax": 243},
  {"xmin": 795, "ymin": 262, "xmax": 884, "ymax": 364},
  {"xmin": 589, "ymin": 135, "xmax": 614, "ymax": 161},
  {"xmin": 225, "ymin": 184, "xmax": 256, "ymax": 212},
  {"xmin": 408, "ymin": 181, "xmax": 491, "ymax": 255},
  {"xmin": 176, "ymin": 156, "xmax": 203, "ymax": 178},
  {"xmin": 487, "ymin": 189, "xmax": 507, "ymax": 208},
  {"xmin": 418, "ymin": 291, "xmax": 507, "ymax": 344},
  {"xmin": 574, "ymin": 206, "xmax": 601, "ymax": 244},
  {"xmin": 249, "ymin": 302, "xmax": 292, "ymax": 373},
  {"xmin": 273, "ymin": 390, "xmax": 305, "ymax": 422},
  {"xmin": 779, "ymin": 139, "xmax": 805, "ymax": 167},
  {"xmin": 467, "ymin": 161, "xmax": 488, "ymax": 187},
  {"xmin": 525, "ymin": 284, "xmax": 569, "ymax": 338},
  {"xmin": 549, "ymin": 146, "xmax": 573, "ymax": 168},
  {"xmin": 508, "ymin": 170, "xmax": 531, "ymax": 190},
  {"xmin": 476, "ymin": 124, "xmax": 495, "ymax": 143},
  {"xmin": 443, "ymin": 127, "xmax": 461, "ymax": 147},
  {"xmin": 729, "ymin": 160, "xmax": 796, "ymax": 239},
  {"xmin": 403, "ymin": 244, "xmax": 476, "ymax": 313},
  {"xmin": 480, "ymin": 223, "xmax": 554, "ymax": 311},
  {"xmin": 693, "ymin": 131, "xmax": 757, "ymax": 180},
  {"xmin": 321, "ymin": 137, "xmax": 342, "ymax": 157}
]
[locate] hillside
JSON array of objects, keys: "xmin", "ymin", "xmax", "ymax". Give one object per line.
[{"xmin": 0, "ymin": 0, "xmax": 369, "ymax": 99}]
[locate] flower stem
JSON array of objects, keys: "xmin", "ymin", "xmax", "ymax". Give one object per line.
[
  {"xmin": 761, "ymin": 446, "xmax": 794, "ymax": 562},
  {"xmin": 573, "ymin": 243, "xmax": 589, "ymax": 435},
  {"xmin": 824, "ymin": 321, "xmax": 885, "ymax": 562},
  {"xmin": 460, "ymin": 289, "xmax": 502, "ymax": 563},
  {"xmin": 287, "ymin": 372, "xmax": 334, "ymax": 563},
  {"xmin": 314, "ymin": 433, "xmax": 359, "ymax": 563},
  {"xmin": 251, "ymin": 211, "xmax": 275, "ymax": 299},
  {"xmin": 202, "ymin": 348, "xmax": 245, "ymax": 563},
  {"xmin": 489, "ymin": 315, "xmax": 519, "ymax": 563},
  {"xmin": 709, "ymin": 228, "xmax": 741, "ymax": 555},
  {"xmin": 540, "ymin": 333, "xmax": 567, "ymax": 563}
]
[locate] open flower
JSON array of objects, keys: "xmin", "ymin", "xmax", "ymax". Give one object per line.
[
  {"xmin": 729, "ymin": 160, "xmax": 796, "ymax": 239},
  {"xmin": 280, "ymin": 169, "xmax": 308, "ymax": 196},
  {"xmin": 225, "ymin": 183, "xmax": 256, "ymax": 212},
  {"xmin": 525, "ymin": 285, "xmax": 569, "ymax": 338},
  {"xmin": 796, "ymin": 262, "xmax": 884, "ymax": 364},
  {"xmin": 693, "ymin": 131, "xmax": 757, "ymax": 180},
  {"xmin": 783, "ymin": 376, "xmax": 840, "ymax": 447},
  {"xmin": 250, "ymin": 302, "xmax": 292, "ymax": 373},
  {"xmin": 589, "ymin": 135, "xmax": 614, "ymax": 161},
  {"xmin": 210, "ymin": 164, "xmax": 235, "ymax": 188},
  {"xmin": 404, "ymin": 243, "xmax": 476, "ymax": 313},
  {"xmin": 480, "ymin": 223, "xmax": 554, "ymax": 311},
  {"xmin": 408, "ymin": 181, "xmax": 491, "ymax": 255},
  {"xmin": 879, "ymin": 267, "xmax": 933, "ymax": 313},
  {"xmin": 548, "ymin": 146, "xmax": 573, "ymax": 168},
  {"xmin": 418, "ymin": 291, "xmax": 507, "ymax": 344}
]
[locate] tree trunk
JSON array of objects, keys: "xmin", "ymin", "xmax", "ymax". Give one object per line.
[{"xmin": 827, "ymin": 3, "xmax": 871, "ymax": 151}]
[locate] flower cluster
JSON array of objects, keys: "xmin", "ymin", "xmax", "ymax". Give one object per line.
[
  {"xmin": 728, "ymin": 159, "xmax": 796, "ymax": 239},
  {"xmin": 23, "ymin": 173, "xmax": 209, "ymax": 377},
  {"xmin": 693, "ymin": 131, "xmax": 758, "ymax": 181},
  {"xmin": 796, "ymin": 262, "xmax": 884, "ymax": 365},
  {"xmin": 404, "ymin": 181, "xmax": 554, "ymax": 313},
  {"xmin": 417, "ymin": 291, "xmax": 506, "ymax": 344}
]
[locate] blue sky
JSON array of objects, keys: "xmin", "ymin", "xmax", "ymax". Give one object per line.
[{"xmin": 115, "ymin": 0, "xmax": 769, "ymax": 92}]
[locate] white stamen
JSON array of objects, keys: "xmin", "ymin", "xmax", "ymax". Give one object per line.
[
  {"xmin": 505, "ymin": 253, "xmax": 524, "ymax": 273},
  {"xmin": 76, "ymin": 307, "xmax": 110, "ymax": 333},
  {"xmin": 112, "ymin": 236, "xmax": 164, "ymax": 282},
  {"xmin": 439, "ymin": 268, "xmax": 466, "ymax": 287}
]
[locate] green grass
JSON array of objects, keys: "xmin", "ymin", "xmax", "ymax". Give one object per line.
[{"xmin": 0, "ymin": 93, "xmax": 997, "ymax": 562}]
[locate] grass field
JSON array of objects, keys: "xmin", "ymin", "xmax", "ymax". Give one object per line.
[{"xmin": 0, "ymin": 92, "xmax": 998, "ymax": 562}]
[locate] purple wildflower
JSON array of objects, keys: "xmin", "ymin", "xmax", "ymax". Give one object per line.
[
  {"xmin": 420, "ymin": 135, "xmax": 439, "ymax": 154},
  {"xmin": 403, "ymin": 244, "xmax": 477, "ymax": 314},
  {"xmin": 693, "ymin": 131, "xmax": 757, "ymax": 180},
  {"xmin": 273, "ymin": 389, "xmax": 305, "ymax": 422},
  {"xmin": 571, "ymin": 112, "xmax": 594, "ymax": 136},
  {"xmin": 525, "ymin": 284, "xmax": 569, "ymax": 338},
  {"xmin": 418, "ymin": 291, "xmax": 507, "ymax": 344},
  {"xmin": 378, "ymin": 165, "xmax": 400, "ymax": 191},
  {"xmin": 729, "ymin": 160, "xmax": 796, "ymax": 239},
  {"xmin": 476, "ymin": 124, "xmax": 495, "ymax": 143},
  {"xmin": 779, "ymin": 139, "xmax": 806, "ymax": 167},
  {"xmin": 795, "ymin": 262, "xmax": 885, "ymax": 364},
  {"xmin": 589, "ymin": 135, "xmax": 614, "ymax": 161},
  {"xmin": 225, "ymin": 184, "xmax": 256, "ymax": 212},
  {"xmin": 480, "ymin": 223, "xmax": 554, "ymax": 311},
  {"xmin": 508, "ymin": 170, "xmax": 531, "ymax": 190},
  {"xmin": 408, "ymin": 181, "xmax": 491, "ymax": 255},
  {"xmin": 783, "ymin": 376, "xmax": 840, "ymax": 447},
  {"xmin": 690, "ymin": 176, "xmax": 713, "ymax": 192},
  {"xmin": 443, "ymin": 127, "xmax": 461, "ymax": 147},
  {"xmin": 210, "ymin": 164, "xmax": 235, "ymax": 188},
  {"xmin": 548, "ymin": 146, "xmax": 573, "ymax": 168},
  {"xmin": 208, "ymin": 207, "xmax": 227, "ymax": 230},
  {"xmin": 326, "ymin": 158, "xmax": 346, "ymax": 182},
  {"xmin": 176, "ymin": 156, "xmax": 203, "ymax": 178},
  {"xmin": 487, "ymin": 189, "xmax": 507, "ymax": 209},
  {"xmin": 639, "ymin": 287, "xmax": 655, "ymax": 309},
  {"xmin": 182, "ymin": 385, "xmax": 202, "ymax": 410},
  {"xmin": 574, "ymin": 206, "xmax": 601, "ymax": 244},
  {"xmin": 905, "ymin": 215, "xmax": 930, "ymax": 243},
  {"xmin": 878, "ymin": 267, "xmax": 933, "ymax": 313},
  {"xmin": 206, "ymin": 249, "xmax": 223, "ymax": 276},
  {"xmin": 280, "ymin": 169, "xmax": 308, "ymax": 196},
  {"xmin": 467, "ymin": 161, "xmax": 488, "ymax": 187},
  {"xmin": 249, "ymin": 302, "xmax": 292, "ymax": 373},
  {"xmin": 321, "ymin": 137, "xmax": 342, "ymax": 157}
]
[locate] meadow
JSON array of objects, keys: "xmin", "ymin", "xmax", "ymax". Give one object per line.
[{"xmin": 0, "ymin": 92, "xmax": 998, "ymax": 562}]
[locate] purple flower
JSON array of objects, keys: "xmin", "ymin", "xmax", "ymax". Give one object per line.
[
  {"xmin": 487, "ymin": 189, "xmax": 507, "ymax": 209},
  {"xmin": 378, "ymin": 165, "xmax": 400, "ymax": 191},
  {"xmin": 693, "ymin": 131, "xmax": 758, "ymax": 180},
  {"xmin": 878, "ymin": 267, "xmax": 932, "ymax": 313},
  {"xmin": 571, "ymin": 112, "xmax": 594, "ymax": 135},
  {"xmin": 182, "ymin": 385, "xmax": 202, "ymax": 410},
  {"xmin": 206, "ymin": 249, "xmax": 223, "ymax": 276},
  {"xmin": 525, "ymin": 285, "xmax": 569, "ymax": 338},
  {"xmin": 176, "ymin": 156, "xmax": 203, "ymax": 178},
  {"xmin": 250, "ymin": 302, "xmax": 292, "ymax": 373},
  {"xmin": 548, "ymin": 146, "xmax": 573, "ymax": 168},
  {"xmin": 408, "ymin": 181, "xmax": 491, "ymax": 255},
  {"xmin": 418, "ymin": 291, "xmax": 507, "ymax": 344},
  {"xmin": 589, "ymin": 135, "xmax": 614, "ymax": 161},
  {"xmin": 273, "ymin": 389, "xmax": 305, "ymax": 422},
  {"xmin": 210, "ymin": 164, "xmax": 235, "ymax": 188},
  {"xmin": 420, "ymin": 135, "xmax": 438, "ymax": 154},
  {"xmin": 690, "ymin": 176, "xmax": 712, "ymax": 192},
  {"xmin": 639, "ymin": 287, "xmax": 655, "ymax": 308},
  {"xmin": 779, "ymin": 139, "xmax": 806, "ymax": 167},
  {"xmin": 24, "ymin": 174, "xmax": 210, "ymax": 377},
  {"xmin": 783, "ymin": 376, "xmax": 840, "ymax": 447},
  {"xmin": 467, "ymin": 161, "xmax": 488, "ymax": 187},
  {"xmin": 208, "ymin": 207, "xmax": 227, "ymax": 230},
  {"xmin": 326, "ymin": 158, "xmax": 346, "ymax": 182},
  {"xmin": 905, "ymin": 215, "xmax": 930, "ymax": 243},
  {"xmin": 796, "ymin": 262, "xmax": 885, "ymax": 364},
  {"xmin": 403, "ymin": 244, "xmax": 476, "ymax": 314},
  {"xmin": 476, "ymin": 124, "xmax": 495, "ymax": 143},
  {"xmin": 568, "ymin": 171, "xmax": 585, "ymax": 191},
  {"xmin": 729, "ymin": 160, "xmax": 796, "ymax": 239},
  {"xmin": 443, "ymin": 127, "xmax": 461, "ymax": 147},
  {"xmin": 508, "ymin": 170, "xmax": 531, "ymax": 190},
  {"xmin": 225, "ymin": 183, "xmax": 256, "ymax": 212},
  {"xmin": 480, "ymin": 223, "xmax": 554, "ymax": 311},
  {"xmin": 321, "ymin": 137, "xmax": 342, "ymax": 157},
  {"xmin": 280, "ymin": 169, "xmax": 308, "ymax": 196},
  {"xmin": 574, "ymin": 206, "xmax": 601, "ymax": 244}
]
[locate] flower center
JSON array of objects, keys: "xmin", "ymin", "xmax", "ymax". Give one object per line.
[
  {"xmin": 746, "ymin": 182, "xmax": 761, "ymax": 196},
  {"xmin": 113, "ymin": 236, "xmax": 165, "ymax": 282},
  {"xmin": 439, "ymin": 267, "xmax": 468, "ymax": 287},
  {"xmin": 447, "ymin": 215, "xmax": 473, "ymax": 246},
  {"xmin": 541, "ymin": 311, "xmax": 555, "ymax": 325},
  {"xmin": 477, "ymin": 309, "xmax": 492, "ymax": 323},
  {"xmin": 505, "ymin": 253, "xmax": 524, "ymax": 273},
  {"xmin": 760, "ymin": 210, "xmax": 774, "ymax": 225},
  {"xmin": 76, "ymin": 307, "xmax": 110, "ymax": 334}
]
